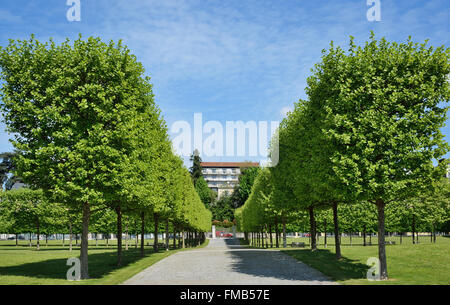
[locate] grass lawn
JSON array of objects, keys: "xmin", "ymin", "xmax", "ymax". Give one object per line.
[
  {"xmin": 0, "ymin": 238, "xmax": 209, "ymax": 285},
  {"xmin": 251, "ymin": 236, "xmax": 450, "ymax": 285}
]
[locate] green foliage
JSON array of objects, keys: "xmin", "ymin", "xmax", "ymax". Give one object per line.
[
  {"xmin": 195, "ymin": 176, "xmax": 213, "ymax": 209},
  {"xmin": 211, "ymin": 194, "xmax": 234, "ymax": 223},
  {"xmin": 0, "ymin": 35, "xmax": 212, "ymax": 275},
  {"xmin": 231, "ymin": 166, "xmax": 260, "ymax": 208},
  {"xmin": 0, "ymin": 151, "xmax": 21, "ymax": 190},
  {"xmin": 189, "ymin": 149, "xmax": 203, "ymax": 186}
]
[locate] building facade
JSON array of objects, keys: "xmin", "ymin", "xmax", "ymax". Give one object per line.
[{"xmin": 201, "ymin": 162, "xmax": 259, "ymax": 198}]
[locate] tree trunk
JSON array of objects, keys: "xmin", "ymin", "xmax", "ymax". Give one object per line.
[
  {"xmin": 309, "ymin": 206, "xmax": 317, "ymax": 251},
  {"xmin": 165, "ymin": 219, "xmax": 170, "ymax": 251},
  {"xmin": 15, "ymin": 233, "xmax": 18, "ymax": 246},
  {"xmin": 376, "ymin": 199, "xmax": 388, "ymax": 280},
  {"xmin": 332, "ymin": 202, "xmax": 341, "ymax": 259},
  {"xmin": 135, "ymin": 220, "xmax": 138, "ymax": 249},
  {"xmin": 80, "ymin": 202, "xmax": 90, "ymax": 280},
  {"xmin": 430, "ymin": 226, "xmax": 433, "ymax": 243},
  {"xmin": 140, "ymin": 211, "xmax": 145, "ymax": 257},
  {"xmin": 433, "ymin": 224, "xmax": 436, "ymax": 243},
  {"xmin": 269, "ymin": 224, "xmax": 273, "ymax": 248},
  {"xmin": 153, "ymin": 213, "xmax": 159, "ymax": 252},
  {"xmin": 36, "ymin": 218, "xmax": 40, "ymax": 251},
  {"xmin": 116, "ymin": 205, "xmax": 123, "ymax": 267},
  {"xmin": 412, "ymin": 214, "xmax": 416, "ymax": 245},
  {"xmin": 282, "ymin": 216, "xmax": 287, "ymax": 248},
  {"xmin": 363, "ymin": 224, "xmax": 367, "ymax": 246},
  {"xmin": 324, "ymin": 219, "xmax": 327, "ymax": 248},
  {"xmin": 29, "ymin": 232, "xmax": 32, "ymax": 247},
  {"xmin": 173, "ymin": 223, "xmax": 177, "ymax": 249},
  {"xmin": 125, "ymin": 223, "xmax": 129, "ymax": 251},
  {"xmin": 62, "ymin": 233, "xmax": 65, "ymax": 247},
  {"xmin": 182, "ymin": 231, "xmax": 185, "ymax": 248},
  {"xmin": 275, "ymin": 219, "xmax": 279, "ymax": 248},
  {"xmin": 69, "ymin": 222, "xmax": 73, "ymax": 252}
]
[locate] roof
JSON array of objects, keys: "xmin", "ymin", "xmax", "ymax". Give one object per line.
[{"xmin": 200, "ymin": 162, "xmax": 259, "ymax": 168}]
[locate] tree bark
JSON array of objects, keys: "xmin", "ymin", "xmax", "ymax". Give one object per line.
[
  {"xmin": 140, "ymin": 211, "xmax": 145, "ymax": 257},
  {"xmin": 363, "ymin": 224, "xmax": 367, "ymax": 246},
  {"xmin": 36, "ymin": 218, "xmax": 40, "ymax": 251},
  {"xmin": 80, "ymin": 201, "xmax": 90, "ymax": 279},
  {"xmin": 153, "ymin": 213, "xmax": 159, "ymax": 252},
  {"xmin": 15, "ymin": 233, "xmax": 18, "ymax": 246},
  {"xmin": 182, "ymin": 231, "xmax": 185, "ymax": 248},
  {"xmin": 69, "ymin": 222, "xmax": 73, "ymax": 252},
  {"xmin": 412, "ymin": 214, "xmax": 416, "ymax": 244},
  {"xmin": 173, "ymin": 223, "xmax": 177, "ymax": 249},
  {"xmin": 309, "ymin": 206, "xmax": 317, "ymax": 251},
  {"xmin": 268, "ymin": 224, "xmax": 273, "ymax": 248},
  {"xmin": 275, "ymin": 219, "xmax": 279, "ymax": 248},
  {"xmin": 324, "ymin": 219, "xmax": 327, "ymax": 248},
  {"xmin": 376, "ymin": 199, "xmax": 388, "ymax": 280},
  {"xmin": 260, "ymin": 230, "xmax": 264, "ymax": 248},
  {"xmin": 332, "ymin": 202, "xmax": 341, "ymax": 259},
  {"xmin": 134, "ymin": 220, "xmax": 138, "ymax": 249},
  {"xmin": 282, "ymin": 216, "xmax": 287, "ymax": 248},
  {"xmin": 125, "ymin": 223, "xmax": 129, "ymax": 251},
  {"xmin": 115, "ymin": 205, "xmax": 123, "ymax": 267},
  {"xmin": 433, "ymin": 224, "xmax": 436, "ymax": 243},
  {"xmin": 165, "ymin": 219, "xmax": 170, "ymax": 251}
]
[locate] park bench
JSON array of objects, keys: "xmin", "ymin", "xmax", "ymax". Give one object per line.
[{"xmin": 291, "ymin": 242, "xmax": 305, "ymax": 248}]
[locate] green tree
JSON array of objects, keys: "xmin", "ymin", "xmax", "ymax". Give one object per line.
[
  {"xmin": 232, "ymin": 166, "xmax": 260, "ymax": 208},
  {"xmin": 307, "ymin": 33, "xmax": 450, "ymax": 279},
  {"xmin": 211, "ymin": 194, "xmax": 234, "ymax": 222},
  {"xmin": 189, "ymin": 149, "xmax": 203, "ymax": 186},
  {"xmin": 195, "ymin": 176, "xmax": 213, "ymax": 209},
  {"xmin": 0, "ymin": 36, "xmax": 164, "ymax": 278},
  {"xmin": 0, "ymin": 151, "xmax": 21, "ymax": 190}
]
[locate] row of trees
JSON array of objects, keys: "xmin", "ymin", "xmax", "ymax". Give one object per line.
[
  {"xmin": 236, "ymin": 33, "xmax": 450, "ymax": 280},
  {"xmin": 236, "ymin": 171, "xmax": 450, "ymax": 246},
  {"xmin": 0, "ymin": 36, "xmax": 211, "ymax": 279}
]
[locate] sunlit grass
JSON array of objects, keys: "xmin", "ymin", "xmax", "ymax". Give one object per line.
[{"xmin": 0, "ymin": 238, "xmax": 209, "ymax": 285}]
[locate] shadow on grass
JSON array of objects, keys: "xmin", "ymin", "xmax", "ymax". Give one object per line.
[
  {"xmin": 0, "ymin": 245, "xmax": 159, "ymax": 251},
  {"xmin": 281, "ymin": 248, "xmax": 368, "ymax": 282},
  {"xmin": 0, "ymin": 248, "xmax": 162, "ymax": 280}
]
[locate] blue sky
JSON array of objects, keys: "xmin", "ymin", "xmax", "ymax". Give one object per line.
[{"xmin": 0, "ymin": 0, "xmax": 449, "ymax": 165}]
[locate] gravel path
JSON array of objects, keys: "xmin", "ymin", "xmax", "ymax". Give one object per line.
[{"xmin": 122, "ymin": 238, "xmax": 336, "ymax": 285}]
